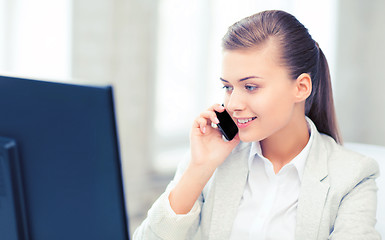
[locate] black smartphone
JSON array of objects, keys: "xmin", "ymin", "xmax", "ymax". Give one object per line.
[{"xmin": 214, "ymin": 109, "xmax": 238, "ymax": 141}]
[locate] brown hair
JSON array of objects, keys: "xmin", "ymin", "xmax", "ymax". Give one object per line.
[{"xmin": 222, "ymin": 10, "xmax": 342, "ymax": 144}]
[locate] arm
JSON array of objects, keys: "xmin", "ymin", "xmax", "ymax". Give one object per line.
[
  {"xmin": 169, "ymin": 104, "xmax": 239, "ymax": 214},
  {"xmin": 132, "ymin": 156, "xmax": 203, "ymax": 240}
]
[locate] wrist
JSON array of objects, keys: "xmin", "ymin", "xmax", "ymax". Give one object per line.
[
  {"xmin": 186, "ymin": 161, "xmax": 216, "ymax": 186},
  {"xmin": 169, "ymin": 166, "xmax": 212, "ymax": 214}
]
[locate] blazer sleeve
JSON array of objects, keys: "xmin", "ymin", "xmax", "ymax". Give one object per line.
[
  {"xmin": 329, "ymin": 157, "xmax": 381, "ymax": 240},
  {"xmin": 132, "ymin": 154, "xmax": 203, "ymax": 240}
]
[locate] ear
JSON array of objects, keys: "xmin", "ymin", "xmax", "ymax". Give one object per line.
[{"xmin": 294, "ymin": 73, "xmax": 312, "ymax": 103}]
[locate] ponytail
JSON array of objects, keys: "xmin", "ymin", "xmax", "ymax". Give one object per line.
[{"xmin": 306, "ymin": 47, "xmax": 342, "ymax": 144}]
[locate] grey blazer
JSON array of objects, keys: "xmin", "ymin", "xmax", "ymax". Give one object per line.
[{"xmin": 133, "ymin": 120, "xmax": 381, "ymax": 240}]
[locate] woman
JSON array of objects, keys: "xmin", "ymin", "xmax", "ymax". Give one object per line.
[{"xmin": 134, "ymin": 10, "xmax": 380, "ymax": 240}]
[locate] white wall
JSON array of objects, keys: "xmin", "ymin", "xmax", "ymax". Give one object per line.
[
  {"xmin": 71, "ymin": 0, "xmax": 160, "ymax": 233},
  {"xmin": 0, "ymin": 0, "xmax": 71, "ymax": 80},
  {"xmin": 334, "ymin": 0, "xmax": 385, "ymax": 146}
]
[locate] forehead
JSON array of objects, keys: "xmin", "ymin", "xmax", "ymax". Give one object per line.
[{"xmin": 221, "ymin": 39, "xmax": 287, "ymax": 81}]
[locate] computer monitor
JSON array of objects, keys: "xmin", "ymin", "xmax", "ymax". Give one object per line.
[{"xmin": 0, "ymin": 75, "xmax": 130, "ymax": 240}]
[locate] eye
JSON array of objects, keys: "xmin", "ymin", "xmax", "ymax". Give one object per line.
[
  {"xmin": 245, "ymin": 85, "xmax": 259, "ymax": 91},
  {"xmin": 222, "ymin": 85, "xmax": 234, "ymax": 92}
]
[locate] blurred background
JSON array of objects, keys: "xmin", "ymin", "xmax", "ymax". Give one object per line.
[{"xmin": 1, "ymin": 0, "xmax": 384, "ymax": 237}]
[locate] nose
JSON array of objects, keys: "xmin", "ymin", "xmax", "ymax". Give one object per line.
[{"xmin": 225, "ymin": 90, "xmax": 246, "ymax": 114}]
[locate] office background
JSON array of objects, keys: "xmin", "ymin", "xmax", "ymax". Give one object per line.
[{"xmin": 1, "ymin": 0, "xmax": 384, "ymax": 236}]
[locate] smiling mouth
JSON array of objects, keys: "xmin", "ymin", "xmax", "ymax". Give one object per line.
[{"xmin": 237, "ymin": 117, "xmax": 257, "ymax": 124}]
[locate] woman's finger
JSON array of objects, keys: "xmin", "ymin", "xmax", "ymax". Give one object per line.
[{"xmin": 200, "ymin": 110, "xmax": 219, "ymax": 125}]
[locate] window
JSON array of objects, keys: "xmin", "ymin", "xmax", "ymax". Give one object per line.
[{"xmin": 0, "ymin": 0, "xmax": 71, "ymax": 80}]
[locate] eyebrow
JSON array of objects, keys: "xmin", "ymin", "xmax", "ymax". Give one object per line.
[{"xmin": 220, "ymin": 76, "xmax": 261, "ymax": 83}]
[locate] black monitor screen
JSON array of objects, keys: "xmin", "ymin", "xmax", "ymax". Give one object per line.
[{"xmin": 0, "ymin": 75, "xmax": 129, "ymax": 240}]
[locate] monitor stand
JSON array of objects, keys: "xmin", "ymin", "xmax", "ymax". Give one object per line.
[{"xmin": 0, "ymin": 137, "xmax": 29, "ymax": 240}]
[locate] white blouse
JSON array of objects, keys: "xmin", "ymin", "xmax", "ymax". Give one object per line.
[{"xmin": 230, "ymin": 120, "xmax": 314, "ymax": 240}]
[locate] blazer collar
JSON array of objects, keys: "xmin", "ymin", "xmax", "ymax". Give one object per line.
[{"xmin": 295, "ymin": 119, "xmax": 331, "ymax": 239}]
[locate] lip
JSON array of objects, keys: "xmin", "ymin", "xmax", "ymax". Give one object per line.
[{"xmin": 234, "ymin": 117, "xmax": 257, "ymax": 129}]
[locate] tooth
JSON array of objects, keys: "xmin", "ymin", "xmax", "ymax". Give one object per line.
[
  {"xmin": 238, "ymin": 118, "xmax": 252, "ymax": 124},
  {"xmin": 238, "ymin": 118, "xmax": 256, "ymax": 124}
]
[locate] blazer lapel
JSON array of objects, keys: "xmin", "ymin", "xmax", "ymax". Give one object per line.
[
  {"xmin": 295, "ymin": 129, "xmax": 330, "ymax": 240},
  {"xmin": 207, "ymin": 143, "xmax": 250, "ymax": 240}
]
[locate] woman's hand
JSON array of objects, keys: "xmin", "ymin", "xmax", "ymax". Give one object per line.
[{"xmin": 189, "ymin": 104, "xmax": 240, "ymax": 176}]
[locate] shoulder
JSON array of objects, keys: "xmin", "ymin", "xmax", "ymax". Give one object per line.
[{"xmin": 318, "ymin": 134, "xmax": 379, "ymax": 186}]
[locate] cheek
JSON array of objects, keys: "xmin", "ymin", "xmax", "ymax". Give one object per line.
[{"xmin": 257, "ymin": 88, "xmax": 295, "ymax": 116}]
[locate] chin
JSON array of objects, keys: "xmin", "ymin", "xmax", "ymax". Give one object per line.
[{"xmin": 238, "ymin": 132, "xmax": 262, "ymax": 143}]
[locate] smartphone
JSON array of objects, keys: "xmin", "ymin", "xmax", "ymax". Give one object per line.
[{"xmin": 214, "ymin": 109, "xmax": 238, "ymax": 141}]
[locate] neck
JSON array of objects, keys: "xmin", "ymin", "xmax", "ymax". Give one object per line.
[{"xmin": 260, "ymin": 116, "xmax": 309, "ymax": 173}]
